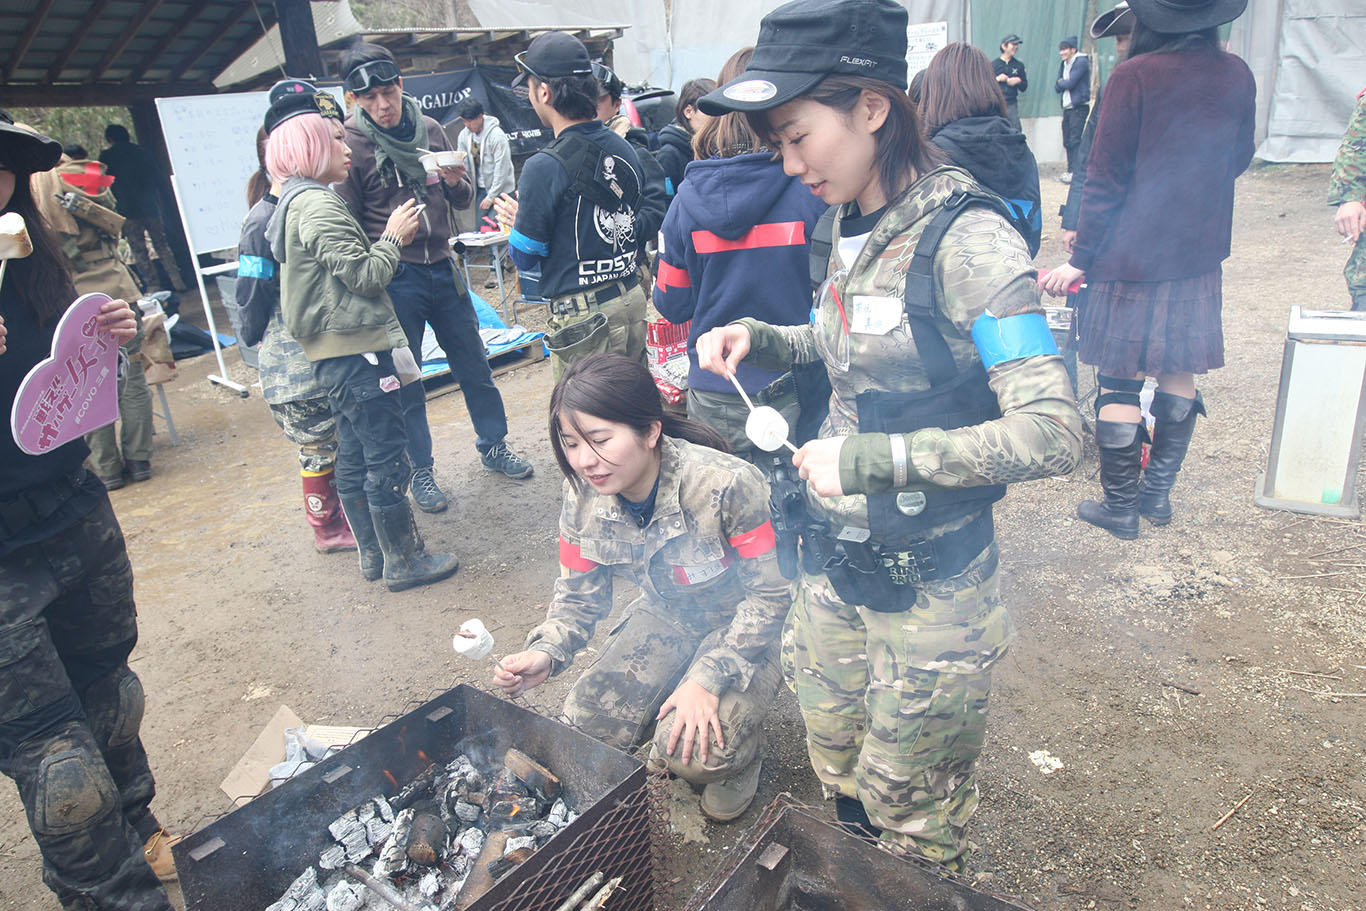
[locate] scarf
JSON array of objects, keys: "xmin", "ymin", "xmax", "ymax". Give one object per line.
[{"xmin": 354, "ymin": 93, "xmax": 430, "ymax": 195}]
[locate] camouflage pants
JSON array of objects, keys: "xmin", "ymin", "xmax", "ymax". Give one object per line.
[
  {"xmin": 86, "ymin": 313, "xmax": 154, "ymax": 480},
  {"xmin": 786, "ymin": 543, "xmax": 1012, "ymax": 872},
  {"xmin": 269, "ymin": 396, "xmax": 340, "ymax": 473},
  {"xmin": 687, "ymin": 384, "xmax": 799, "ymax": 469},
  {"xmin": 545, "ymin": 283, "xmax": 648, "ymax": 382},
  {"xmin": 120, "ymin": 216, "xmax": 185, "ymax": 291},
  {"xmin": 563, "ymin": 600, "xmax": 782, "ymax": 785},
  {"xmin": 0, "ymin": 497, "xmax": 171, "ymax": 910},
  {"xmin": 1346, "ymin": 235, "xmax": 1366, "ymax": 310}
]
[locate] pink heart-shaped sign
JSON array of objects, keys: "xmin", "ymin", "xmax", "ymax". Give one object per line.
[{"xmin": 10, "ymin": 292, "xmax": 122, "ymax": 455}]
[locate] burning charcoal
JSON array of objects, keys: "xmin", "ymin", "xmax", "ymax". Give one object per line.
[
  {"xmin": 405, "ymin": 805, "xmax": 448, "ymax": 866},
  {"xmin": 447, "ymin": 854, "xmax": 470, "ymax": 878},
  {"xmin": 266, "ymin": 867, "xmax": 325, "ymax": 911},
  {"xmin": 328, "ymin": 809, "xmax": 363, "ymax": 844},
  {"xmin": 356, "ymin": 802, "xmax": 375, "ymax": 826},
  {"xmin": 491, "ymin": 768, "xmax": 528, "ymax": 797},
  {"xmin": 455, "ymin": 825, "xmax": 485, "ymax": 859},
  {"xmin": 529, "ymin": 820, "xmax": 557, "ymax": 842},
  {"xmin": 324, "ymin": 881, "xmax": 364, "ymax": 911},
  {"xmin": 374, "ymin": 795, "xmax": 394, "ymax": 822},
  {"xmin": 487, "ymin": 797, "xmax": 539, "ymax": 825},
  {"xmin": 504, "ymin": 834, "xmax": 536, "ymax": 855},
  {"xmin": 452, "ymin": 799, "xmax": 481, "ymax": 826},
  {"xmin": 418, "ymin": 869, "xmax": 442, "ymax": 898},
  {"xmin": 318, "ymin": 843, "xmax": 347, "ymax": 871},
  {"xmin": 373, "ymin": 807, "xmax": 413, "ymax": 878},
  {"xmin": 547, "ymin": 799, "xmax": 569, "ymax": 827},
  {"xmin": 365, "ymin": 815, "xmax": 393, "ymax": 846},
  {"xmin": 392, "ymin": 765, "xmax": 438, "ymax": 811},
  {"xmin": 445, "ymin": 754, "xmax": 475, "ymax": 776},
  {"xmin": 503, "ymin": 748, "xmax": 562, "ymax": 801}
]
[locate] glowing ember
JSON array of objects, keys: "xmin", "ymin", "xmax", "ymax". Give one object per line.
[{"xmin": 382, "ymin": 770, "xmax": 397, "ymax": 789}]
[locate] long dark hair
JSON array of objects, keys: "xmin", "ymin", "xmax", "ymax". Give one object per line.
[
  {"xmin": 919, "ymin": 42, "xmax": 1008, "ymax": 135},
  {"xmin": 1128, "ymin": 21, "xmax": 1219, "ymax": 57},
  {"xmin": 1, "ymin": 158, "xmax": 76, "ymax": 325},
  {"xmin": 247, "ymin": 125, "xmax": 271, "ymax": 207},
  {"xmin": 693, "ymin": 48, "xmax": 765, "ymax": 159},
  {"xmin": 549, "ymin": 353, "xmax": 728, "ymax": 490},
  {"xmin": 748, "ymin": 75, "xmax": 941, "ymax": 205}
]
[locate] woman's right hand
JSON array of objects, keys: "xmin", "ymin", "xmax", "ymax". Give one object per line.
[
  {"xmin": 384, "ymin": 199, "xmax": 420, "ymax": 246},
  {"xmin": 695, "ymin": 324, "xmax": 752, "ymax": 378},
  {"xmin": 491, "ymin": 649, "xmax": 552, "ymax": 697}
]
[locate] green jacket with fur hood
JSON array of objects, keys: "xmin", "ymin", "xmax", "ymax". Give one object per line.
[{"xmin": 266, "ymin": 178, "xmax": 407, "ymax": 361}]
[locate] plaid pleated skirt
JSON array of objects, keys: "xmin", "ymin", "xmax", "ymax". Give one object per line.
[{"xmin": 1076, "ymin": 268, "xmax": 1225, "ymax": 377}]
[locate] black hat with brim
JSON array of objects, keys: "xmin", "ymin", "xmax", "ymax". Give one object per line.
[
  {"xmin": 698, "ymin": 0, "xmax": 909, "ymax": 115},
  {"xmin": 1001, "ymin": 34, "xmax": 1023, "ymax": 47},
  {"xmin": 264, "ymin": 80, "xmax": 344, "ymax": 134},
  {"xmin": 1091, "ymin": 2, "xmax": 1136, "ymax": 38},
  {"xmin": 0, "ymin": 110, "xmax": 62, "ymax": 174},
  {"xmin": 1128, "ymin": 0, "xmax": 1247, "ymax": 32},
  {"xmin": 512, "ymin": 31, "xmax": 593, "ymax": 88}
]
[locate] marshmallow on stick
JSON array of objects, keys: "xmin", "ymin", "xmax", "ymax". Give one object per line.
[
  {"xmin": 452, "ymin": 618, "xmax": 495, "ymax": 661},
  {"xmin": 0, "ymin": 212, "xmax": 33, "ymax": 293}
]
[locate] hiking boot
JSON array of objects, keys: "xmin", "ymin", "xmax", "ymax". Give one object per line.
[
  {"xmin": 126, "ymin": 459, "xmax": 152, "ymax": 482},
  {"xmin": 700, "ymin": 759, "xmax": 761, "ymax": 822},
  {"xmin": 410, "ymin": 466, "xmax": 449, "ymax": 513},
  {"xmin": 370, "ymin": 500, "xmax": 459, "ymax": 592},
  {"xmin": 100, "ymin": 474, "xmax": 126, "ymax": 492},
  {"xmin": 339, "ymin": 495, "xmax": 383, "ymax": 581},
  {"xmin": 143, "ymin": 828, "xmax": 181, "ymax": 883},
  {"xmin": 480, "ymin": 442, "xmax": 533, "ymax": 480}
]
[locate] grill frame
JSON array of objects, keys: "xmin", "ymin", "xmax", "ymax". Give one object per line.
[{"xmin": 173, "ymin": 685, "xmax": 656, "ymax": 911}]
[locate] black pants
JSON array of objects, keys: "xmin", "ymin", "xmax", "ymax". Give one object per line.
[
  {"xmin": 1063, "ymin": 104, "xmax": 1089, "ymax": 172},
  {"xmin": 0, "ymin": 494, "xmax": 171, "ymax": 910},
  {"xmin": 313, "ymin": 352, "xmax": 411, "ymax": 508}
]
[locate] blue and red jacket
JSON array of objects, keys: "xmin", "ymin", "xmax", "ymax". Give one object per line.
[{"xmin": 653, "ymin": 153, "xmax": 827, "ymax": 394}]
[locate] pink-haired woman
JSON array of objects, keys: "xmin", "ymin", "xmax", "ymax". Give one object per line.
[{"xmin": 261, "ymin": 90, "xmax": 459, "ymax": 592}]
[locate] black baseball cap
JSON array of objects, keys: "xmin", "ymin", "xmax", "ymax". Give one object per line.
[
  {"xmin": 1000, "ymin": 34, "xmax": 1023, "ymax": 47},
  {"xmin": 698, "ymin": 0, "xmax": 908, "ymax": 115},
  {"xmin": 0, "ymin": 109, "xmax": 61, "ymax": 174},
  {"xmin": 512, "ymin": 31, "xmax": 593, "ymax": 88},
  {"xmin": 264, "ymin": 79, "xmax": 344, "ymax": 134}
]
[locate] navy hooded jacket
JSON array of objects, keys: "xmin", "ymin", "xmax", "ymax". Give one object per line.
[
  {"xmin": 929, "ymin": 115, "xmax": 1043, "ymax": 256},
  {"xmin": 654, "ymin": 152, "xmax": 827, "ymax": 394}
]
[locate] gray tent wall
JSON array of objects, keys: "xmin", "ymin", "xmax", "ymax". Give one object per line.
[{"xmin": 1230, "ymin": 0, "xmax": 1365, "ymax": 163}]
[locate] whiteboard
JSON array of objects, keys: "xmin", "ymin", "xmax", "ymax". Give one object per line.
[{"xmin": 155, "ymin": 87, "xmax": 345, "ymax": 255}]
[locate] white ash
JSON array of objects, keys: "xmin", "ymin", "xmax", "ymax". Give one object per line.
[
  {"xmin": 529, "ymin": 820, "xmax": 557, "ymax": 842},
  {"xmin": 547, "ymin": 799, "xmax": 569, "ymax": 827},
  {"xmin": 265, "ymin": 867, "xmax": 325, "ymax": 911},
  {"xmin": 318, "ymin": 843, "xmax": 347, "ymax": 871},
  {"xmin": 372, "ymin": 807, "xmax": 414, "ymax": 877},
  {"xmin": 455, "ymin": 825, "xmax": 485, "ymax": 858},
  {"xmin": 504, "ymin": 835, "xmax": 537, "ymax": 855},
  {"xmin": 418, "ymin": 869, "xmax": 442, "ymax": 898},
  {"xmin": 364, "ymin": 815, "xmax": 392, "ymax": 845},
  {"xmin": 324, "ymin": 881, "xmax": 364, "ymax": 911}
]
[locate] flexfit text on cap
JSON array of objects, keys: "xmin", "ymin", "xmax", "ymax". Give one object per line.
[
  {"xmin": 264, "ymin": 79, "xmax": 343, "ymax": 134},
  {"xmin": 512, "ymin": 31, "xmax": 593, "ymax": 88},
  {"xmin": 698, "ymin": 0, "xmax": 909, "ymax": 115}
]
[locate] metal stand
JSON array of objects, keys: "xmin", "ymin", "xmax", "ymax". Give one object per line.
[{"xmin": 153, "ymin": 383, "xmax": 180, "ymax": 446}]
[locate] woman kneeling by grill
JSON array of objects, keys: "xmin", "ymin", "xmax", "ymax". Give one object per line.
[{"xmin": 493, "ymin": 353, "xmax": 788, "ymax": 822}]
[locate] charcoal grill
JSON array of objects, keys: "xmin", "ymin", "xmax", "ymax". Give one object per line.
[
  {"xmin": 174, "ymin": 685, "xmax": 654, "ymax": 911},
  {"xmin": 690, "ymin": 801, "xmax": 1032, "ymax": 911}
]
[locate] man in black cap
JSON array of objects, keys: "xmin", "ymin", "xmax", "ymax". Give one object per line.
[
  {"xmin": 992, "ymin": 34, "xmax": 1028, "ymax": 130},
  {"xmin": 1055, "ymin": 35, "xmax": 1091, "ymax": 182},
  {"xmin": 493, "ymin": 31, "xmax": 647, "ymax": 379},
  {"xmin": 335, "ymin": 42, "xmax": 533, "ymax": 517}
]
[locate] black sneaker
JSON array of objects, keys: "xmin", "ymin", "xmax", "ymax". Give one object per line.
[
  {"xmin": 480, "ymin": 442, "xmax": 533, "ymax": 480},
  {"xmin": 410, "ymin": 467, "xmax": 449, "ymax": 513}
]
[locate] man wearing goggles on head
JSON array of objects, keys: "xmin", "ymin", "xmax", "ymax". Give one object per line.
[{"xmin": 335, "ymin": 43, "xmax": 533, "ymax": 515}]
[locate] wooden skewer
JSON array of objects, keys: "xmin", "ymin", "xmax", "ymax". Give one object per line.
[{"xmin": 1210, "ymin": 790, "xmax": 1254, "ymax": 831}]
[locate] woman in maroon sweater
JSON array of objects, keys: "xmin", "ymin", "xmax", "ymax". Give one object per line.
[{"xmin": 1042, "ymin": 0, "xmax": 1254, "ymax": 539}]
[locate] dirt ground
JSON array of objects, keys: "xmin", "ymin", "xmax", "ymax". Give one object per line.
[{"xmin": 2, "ymin": 163, "xmax": 1363, "ymax": 911}]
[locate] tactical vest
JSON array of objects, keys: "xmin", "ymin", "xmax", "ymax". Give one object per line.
[
  {"xmin": 541, "ymin": 131, "xmax": 642, "ymax": 216},
  {"xmin": 808, "ymin": 188, "xmax": 1015, "ymax": 546}
]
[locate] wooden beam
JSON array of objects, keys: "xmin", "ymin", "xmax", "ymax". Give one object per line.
[
  {"xmin": 275, "ymin": 0, "xmax": 323, "ymax": 78},
  {"xmin": 169, "ymin": 2, "xmax": 254, "ymax": 82},
  {"xmin": 0, "ymin": 80, "xmax": 217, "ymax": 107},
  {"xmin": 4, "ymin": 0, "xmax": 60, "ymax": 82},
  {"xmin": 89, "ymin": 0, "xmax": 171, "ymax": 83},
  {"xmin": 126, "ymin": 0, "xmax": 216, "ymax": 83},
  {"xmin": 46, "ymin": 0, "xmax": 119, "ymax": 83}
]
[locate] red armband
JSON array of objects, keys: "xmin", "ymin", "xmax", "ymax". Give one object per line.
[
  {"xmin": 559, "ymin": 537, "xmax": 599, "ymax": 573},
  {"xmin": 728, "ymin": 521, "xmax": 776, "ymax": 558},
  {"xmin": 655, "ymin": 259, "xmax": 691, "ymax": 291}
]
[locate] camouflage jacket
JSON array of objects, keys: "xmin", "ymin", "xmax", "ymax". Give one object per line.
[
  {"xmin": 1329, "ymin": 90, "xmax": 1366, "ymax": 206},
  {"xmin": 525, "ymin": 437, "xmax": 789, "ymax": 696},
  {"xmin": 31, "ymin": 159, "xmax": 142, "ymax": 304},
  {"xmin": 738, "ymin": 166, "xmax": 1081, "ymax": 536}
]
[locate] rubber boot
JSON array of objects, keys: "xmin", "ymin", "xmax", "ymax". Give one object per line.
[
  {"xmin": 835, "ymin": 795, "xmax": 883, "ymax": 840},
  {"xmin": 369, "ymin": 500, "xmax": 460, "ymax": 592},
  {"xmin": 1138, "ymin": 391, "xmax": 1205, "ymax": 525},
  {"xmin": 338, "ymin": 495, "xmax": 384, "ymax": 582},
  {"xmin": 302, "ymin": 469, "xmax": 357, "ymax": 554},
  {"xmin": 1077, "ymin": 420, "xmax": 1146, "ymax": 540}
]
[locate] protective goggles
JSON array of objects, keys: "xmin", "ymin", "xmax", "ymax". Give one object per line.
[{"xmin": 344, "ymin": 58, "xmax": 401, "ymax": 94}]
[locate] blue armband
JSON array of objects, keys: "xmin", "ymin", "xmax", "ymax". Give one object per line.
[
  {"xmin": 237, "ymin": 254, "xmax": 275, "ymax": 280},
  {"xmin": 507, "ymin": 227, "xmax": 549, "ymax": 258},
  {"xmin": 970, "ymin": 312, "xmax": 1057, "ymax": 369}
]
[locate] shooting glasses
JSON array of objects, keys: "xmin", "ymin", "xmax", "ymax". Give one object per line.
[{"xmin": 344, "ymin": 58, "xmax": 401, "ymax": 94}]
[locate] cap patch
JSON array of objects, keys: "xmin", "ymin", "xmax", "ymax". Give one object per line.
[{"xmin": 723, "ymin": 79, "xmax": 778, "ymax": 103}]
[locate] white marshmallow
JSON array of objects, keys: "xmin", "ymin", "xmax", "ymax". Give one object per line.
[
  {"xmin": 452, "ymin": 618, "xmax": 494, "ymax": 660},
  {"xmin": 745, "ymin": 406, "xmax": 792, "ymax": 452}
]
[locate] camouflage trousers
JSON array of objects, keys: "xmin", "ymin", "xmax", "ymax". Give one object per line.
[
  {"xmin": 564, "ymin": 600, "xmax": 782, "ymax": 785},
  {"xmin": 120, "ymin": 216, "xmax": 185, "ymax": 291},
  {"xmin": 269, "ymin": 395, "xmax": 340, "ymax": 473},
  {"xmin": 1346, "ymin": 235, "xmax": 1366, "ymax": 310},
  {"xmin": 86, "ymin": 314, "xmax": 154, "ymax": 481},
  {"xmin": 687, "ymin": 383, "xmax": 800, "ymax": 469},
  {"xmin": 785, "ymin": 543, "xmax": 1013, "ymax": 872},
  {"xmin": 544, "ymin": 282, "xmax": 648, "ymax": 382},
  {"xmin": 0, "ymin": 497, "xmax": 172, "ymax": 910}
]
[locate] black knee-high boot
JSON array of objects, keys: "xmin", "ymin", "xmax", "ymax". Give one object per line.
[
  {"xmin": 1138, "ymin": 391, "xmax": 1205, "ymax": 525},
  {"xmin": 1077, "ymin": 420, "xmax": 1147, "ymax": 539}
]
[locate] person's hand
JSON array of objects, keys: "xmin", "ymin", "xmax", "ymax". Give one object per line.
[
  {"xmin": 1335, "ymin": 200, "xmax": 1366, "ymax": 243},
  {"xmin": 694, "ymin": 324, "xmax": 752, "ymax": 378},
  {"xmin": 658, "ymin": 679, "xmax": 723, "ymax": 766},
  {"xmin": 439, "ymin": 163, "xmax": 468, "ymax": 188},
  {"xmin": 478, "ymin": 197, "xmax": 493, "ymax": 211},
  {"xmin": 1061, "ymin": 229, "xmax": 1078, "ymax": 255},
  {"xmin": 1008, "ymin": 76, "xmax": 1022, "ymax": 86},
  {"xmin": 384, "ymin": 199, "xmax": 420, "ymax": 246},
  {"xmin": 1040, "ymin": 263, "xmax": 1086, "ymax": 297},
  {"xmin": 492, "ymin": 193, "xmax": 519, "ymax": 230},
  {"xmin": 996, "ymin": 73, "xmax": 1008, "ymax": 83},
  {"xmin": 793, "ymin": 436, "xmax": 846, "ymax": 498},
  {"xmin": 491, "ymin": 649, "xmax": 553, "ymax": 697},
  {"xmin": 0, "ymin": 313, "xmax": 7, "ymax": 356},
  {"xmin": 97, "ymin": 298, "xmax": 138, "ymax": 344}
]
